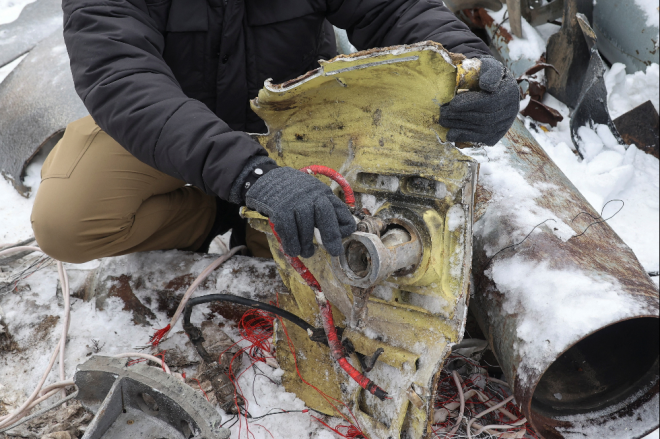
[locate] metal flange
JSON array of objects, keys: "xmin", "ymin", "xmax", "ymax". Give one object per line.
[{"xmin": 74, "ymin": 356, "xmax": 230, "ymax": 439}]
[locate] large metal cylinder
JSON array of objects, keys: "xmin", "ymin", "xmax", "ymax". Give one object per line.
[{"xmin": 470, "ymin": 119, "xmax": 659, "ymax": 438}]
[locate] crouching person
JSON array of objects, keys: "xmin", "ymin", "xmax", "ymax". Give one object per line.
[{"xmin": 32, "ymin": 0, "xmax": 518, "ymax": 263}]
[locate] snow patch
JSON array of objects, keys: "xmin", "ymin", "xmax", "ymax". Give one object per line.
[
  {"xmin": 0, "ymin": 0, "xmax": 36, "ymax": 25},
  {"xmin": 464, "ymin": 139, "xmax": 576, "ymax": 257},
  {"xmin": 530, "ymin": 87, "xmax": 660, "ymax": 274},
  {"xmin": 488, "ymin": 8, "xmax": 546, "ymax": 62},
  {"xmin": 605, "ymin": 63, "xmax": 659, "ymax": 119},
  {"xmin": 488, "ymin": 256, "xmax": 649, "ymax": 382},
  {"xmin": 632, "ymin": 0, "xmax": 660, "ymax": 31}
]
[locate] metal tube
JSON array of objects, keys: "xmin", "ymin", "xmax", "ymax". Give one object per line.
[
  {"xmin": 332, "ymin": 226, "xmax": 423, "ymax": 288},
  {"xmin": 470, "ymin": 118, "xmax": 659, "ymax": 438}
]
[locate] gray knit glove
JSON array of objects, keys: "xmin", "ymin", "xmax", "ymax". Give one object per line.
[
  {"xmin": 440, "ymin": 56, "xmax": 520, "ymax": 146},
  {"xmin": 245, "ymin": 167, "xmax": 356, "ymax": 258}
]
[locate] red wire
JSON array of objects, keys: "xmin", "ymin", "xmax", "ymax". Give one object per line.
[
  {"xmin": 278, "ymin": 316, "xmax": 366, "ymax": 437},
  {"xmin": 299, "ymin": 165, "xmax": 356, "ymax": 209},
  {"xmin": 192, "ymin": 378, "xmax": 210, "ymax": 401},
  {"xmin": 269, "ymin": 220, "xmax": 388, "ymax": 400}
]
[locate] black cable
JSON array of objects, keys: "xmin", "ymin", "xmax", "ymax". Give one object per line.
[
  {"xmin": 185, "ymin": 294, "xmax": 315, "ymax": 332},
  {"xmin": 182, "ymin": 293, "xmax": 319, "ymax": 363}
]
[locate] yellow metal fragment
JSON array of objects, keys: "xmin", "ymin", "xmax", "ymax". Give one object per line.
[{"xmin": 246, "ymin": 41, "xmax": 478, "ymax": 439}]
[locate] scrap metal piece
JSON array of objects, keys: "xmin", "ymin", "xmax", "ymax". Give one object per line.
[
  {"xmin": 0, "ymin": 0, "xmax": 62, "ymax": 68},
  {"xmin": 522, "ymin": 0, "xmax": 564, "ymax": 27},
  {"xmin": 507, "ymin": 0, "xmax": 524, "ymax": 38},
  {"xmin": 0, "ymin": 30, "xmax": 88, "ymax": 196},
  {"xmin": 333, "ymin": 228, "xmax": 423, "ymax": 289},
  {"xmin": 520, "ymin": 98, "xmax": 564, "ymax": 126},
  {"xmin": 613, "ymin": 100, "xmax": 660, "ymax": 159},
  {"xmin": 570, "ymin": 14, "xmax": 624, "ymax": 158},
  {"xmin": 442, "ymin": 0, "xmax": 502, "ymax": 13},
  {"xmin": 593, "ymin": 0, "xmax": 659, "ymax": 73},
  {"xmin": 74, "ymin": 356, "xmax": 230, "ymax": 439},
  {"xmin": 471, "ymin": 118, "xmax": 659, "ymax": 439},
  {"xmin": 245, "ymin": 42, "xmax": 478, "ymax": 439},
  {"xmin": 545, "ymin": 0, "xmax": 594, "ymax": 108},
  {"xmin": 349, "ymin": 285, "xmax": 375, "ymax": 328}
]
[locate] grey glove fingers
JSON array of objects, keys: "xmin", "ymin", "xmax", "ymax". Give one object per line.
[
  {"xmin": 440, "ymin": 112, "xmax": 519, "ymax": 133},
  {"xmin": 295, "ymin": 204, "xmax": 317, "ymax": 259},
  {"xmin": 273, "ymin": 211, "xmax": 302, "ymax": 258},
  {"xmin": 313, "ymin": 197, "xmax": 345, "ymax": 257},
  {"xmin": 328, "ymin": 195, "xmax": 357, "ymax": 237},
  {"xmin": 478, "ymin": 57, "xmax": 504, "ymax": 92},
  {"xmin": 441, "ymin": 88, "xmax": 517, "ymax": 113}
]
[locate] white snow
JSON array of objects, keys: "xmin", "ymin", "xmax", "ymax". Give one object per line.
[
  {"xmin": 466, "ymin": 138, "xmax": 576, "ymax": 257},
  {"xmin": 0, "ymin": 53, "xmax": 25, "ymax": 83},
  {"xmin": 0, "ymin": 0, "xmax": 35, "ymax": 25},
  {"xmin": 487, "ymin": 256, "xmax": 648, "ymax": 381},
  {"xmin": 605, "ymin": 62, "xmax": 660, "ymax": 119},
  {"xmin": 633, "ymin": 0, "xmax": 660, "ymax": 31},
  {"xmin": 0, "ymin": 157, "xmax": 41, "ymax": 246},
  {"xmin": 530, "ymin": 90, "xmax": 660, "ymax": 274},
  {"xmin": 488, "ymin": 8, "xmax": 546, "ymax": 63}
]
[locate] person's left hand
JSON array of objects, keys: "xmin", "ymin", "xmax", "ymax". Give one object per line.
[{"xmin": 440, "ymin": 56, "xmax": 520, "ymax": 146}]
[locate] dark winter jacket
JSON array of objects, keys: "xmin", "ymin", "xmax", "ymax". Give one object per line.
[{"xmin": 62, "ymin": 0, "xmax": 490, "ymax": 200}]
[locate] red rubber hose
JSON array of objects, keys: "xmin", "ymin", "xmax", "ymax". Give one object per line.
[
  {"xmin": 269, "ymin": 221, "xmax": 388, "ymax": 401},
  {"xmin": 299, "ymin": 165, "xmax": 356, "ymax": 209}
]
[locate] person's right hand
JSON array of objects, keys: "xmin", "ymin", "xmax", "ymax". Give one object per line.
[{"xmin": 245, "ymin": 167, "xmax": 356, "ymax": 258}]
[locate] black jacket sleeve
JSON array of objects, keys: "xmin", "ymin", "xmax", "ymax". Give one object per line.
[
  {"xmin": 62, "ymin": 0, "xmax": 268, "ymax": 201},
  {"xmin": 325, "ymin": 0, "xmax": 490, "ymax": 58}
]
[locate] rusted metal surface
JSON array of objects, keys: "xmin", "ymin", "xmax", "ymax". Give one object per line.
[
  {"xmin": 471, "ymin": 118, "xmax": 659, "ymax": 439},
  {"xmin": 569, "ymin": 14, "xmax": 624, "ymax": 158},
  {"xmin": 520, "ymin": 99, "xmax": 564, "ymax": 126},
  {"xmin": 521, "ymin": 0, "xmax": 564, "ymax": 27},
  {"xmin": 0, "ymin": 0, "xmax": 61, "ymax": 68},
  {"xmin": 593, "ymin": 0, "xmax": 659, "ymax": 73},
  {"xmin": 613, "ymin": 100, "xmax": 660, "ymax": 159},
  {"xmin": 545, "ymin": 0, "xmax": 593, "ymax": 108},
  {"xmin": 0, "ymin": 31, "xmax": 88, "ymax": 196}
]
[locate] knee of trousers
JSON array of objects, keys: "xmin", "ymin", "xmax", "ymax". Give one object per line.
[{"xmin": 31, "ymin": 191, "xmax": 98, "ymax": 264}]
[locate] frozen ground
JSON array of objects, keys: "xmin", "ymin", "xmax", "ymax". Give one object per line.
[{"xmin": 0, "ymin": 2, "xmax": 658, "ymax": 438}]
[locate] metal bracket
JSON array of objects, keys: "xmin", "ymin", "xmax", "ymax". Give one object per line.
[{"xmin": 74, "ymin": 356, "xmax": 230, "ymax": 439}]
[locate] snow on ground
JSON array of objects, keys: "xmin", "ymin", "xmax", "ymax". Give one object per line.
[
  {"xmin": 0, "ymin": 152, "xmax": 42, "ymax": 246},
  {"xmin": 0, "ymin": 252, "xmax": 348, "ymax": 439}
]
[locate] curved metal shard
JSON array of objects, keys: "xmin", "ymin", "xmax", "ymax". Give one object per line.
[
  {"xmin": 545, "ymin": 0, "xmax": 594, "ymax": 109},
  {"xmin": 0, "ymin": 30, "xmax": 88, "ymax": 196},
  {"xmin": 593, "ymin": 0, "xmax": 660, "ymax": 73},
  {"xmin": 75, "ymin": 356, "xmax": 231, "ymax": 439},
  {"xmin": 471, "ymin": 118, "xmax": 659, "ymax": 439},
  {"xmin": 0, "ymin": 0, "xmax": 62, "ymax": 68},
  {"xmin": 570, "ymin": 14, "xmax": 624, "ymax": 159}
]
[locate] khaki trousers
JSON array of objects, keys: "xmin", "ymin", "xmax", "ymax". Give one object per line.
[{"xmin": 31, "ymin": 116, "xmax": 270, "ymax": 263}]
